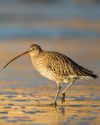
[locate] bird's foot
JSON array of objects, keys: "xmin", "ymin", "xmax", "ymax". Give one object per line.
[
  {"xmin": 48, "ymin": 101, "xmax": 57, "ymax": 107},
  {"xmin": 61, "ymin": 93, "xmax": 66, "ymax": 104}
]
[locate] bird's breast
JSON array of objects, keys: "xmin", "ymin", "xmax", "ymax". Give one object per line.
[{"xmin": 30, "ymin": 55, "xmax": 56, "ymax": 81}]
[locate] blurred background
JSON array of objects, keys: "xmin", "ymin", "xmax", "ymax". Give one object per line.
[
  {"xmin": 0, "ymin": 0, "xmax": 100, "ymax": 39},
  {"xmin": 0, "ymin": 0, "xmax": 100, "ymax": 88}
]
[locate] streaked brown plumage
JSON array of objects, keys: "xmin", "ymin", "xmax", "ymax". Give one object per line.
[
  {"xmin": 29, "ymin": 44, "xmax": 97, "ymax": 82},
  {"xmin": 1, "ymin": 44, "xmax": 98, "ymax": 106}
]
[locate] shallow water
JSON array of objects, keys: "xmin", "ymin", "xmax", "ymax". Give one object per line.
[{"xmin": 0, "ymin": 85, "xmax": 100, "ymax": 125}]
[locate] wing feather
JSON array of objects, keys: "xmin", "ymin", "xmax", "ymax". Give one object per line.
[{"xmin": 45, "ymin": 52, "xmax": 94, "ymax": 77}]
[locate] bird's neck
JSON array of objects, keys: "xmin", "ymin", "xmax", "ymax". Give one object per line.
[{"xmin": 30, "ymin": 50, "xmax": 43, "ymax": 58}]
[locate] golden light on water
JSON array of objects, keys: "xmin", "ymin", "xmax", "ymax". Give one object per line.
[{"xmin": 0, "ymin": 84, "xmax": 100, "ymax": 125}]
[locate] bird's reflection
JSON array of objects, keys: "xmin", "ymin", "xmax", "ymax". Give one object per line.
[{"xmin": 57, "ymin": 106, "xmax": 65, "ymax": 116}]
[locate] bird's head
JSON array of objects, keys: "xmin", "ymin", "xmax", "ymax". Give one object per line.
[{"xmin": 29, "ymin": 44, "xmax": 43, "ymax": 57}]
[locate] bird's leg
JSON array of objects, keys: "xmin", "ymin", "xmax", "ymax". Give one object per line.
[
  {"xmin": 53, "ymin": 84, "xmax": 61, "ymax": 106},
  {"xmin": 61, "ymin": 82, "xmax": 73, "ymax": 103}
]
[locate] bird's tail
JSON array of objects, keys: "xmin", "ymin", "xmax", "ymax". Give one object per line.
[
  {"xmin": 87, "ymin": 73, "xmax": 98, "ymax": 79},
  {"xmin": 77, "ymin": 65, "xmax": 98, "ymax": 79}
]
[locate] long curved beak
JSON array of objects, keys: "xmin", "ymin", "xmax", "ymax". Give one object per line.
[{"xmin": 1, "ymin": 50, "xmax": 29, "ymax": 71}]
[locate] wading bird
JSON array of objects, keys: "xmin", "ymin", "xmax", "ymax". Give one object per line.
[{"xmin": 1, "ymin": 44, "xmax": 98, "ymax": 106}]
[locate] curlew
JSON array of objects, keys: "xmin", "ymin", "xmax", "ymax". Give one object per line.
[{"xmin": 1, "ymin": 44, "xmax": 98, "ymax": 106}]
